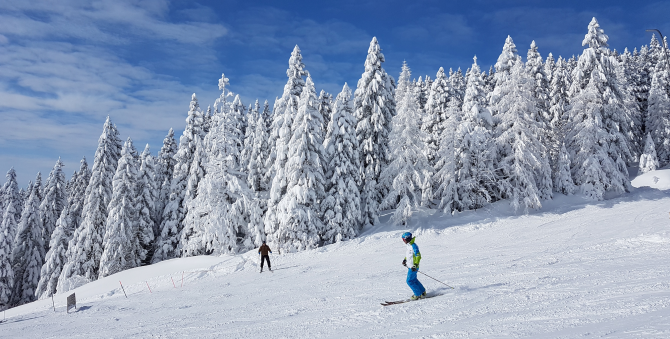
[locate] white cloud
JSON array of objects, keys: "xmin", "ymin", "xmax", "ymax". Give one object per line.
[
  {"xmin": 0, "ymin": 0, "xmax": 227, "ymax": 45},
  {"xmin": 0, "ymin": 1, "xmax": 229, "ymax": 182}
]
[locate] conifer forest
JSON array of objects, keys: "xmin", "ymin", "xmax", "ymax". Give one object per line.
[{"xmin": 1, "ymin": 17, "xmax": 668, "ymax": 310}]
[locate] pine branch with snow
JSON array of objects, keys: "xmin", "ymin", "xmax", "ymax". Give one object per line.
[{"xmin": 322, "ymin": 83, "xmax": 361, "ymax": 243}]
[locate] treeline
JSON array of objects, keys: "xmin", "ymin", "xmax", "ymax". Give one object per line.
[{"xmin": 1, "ymin": 17, "xmax": 667, "ymax": 309}]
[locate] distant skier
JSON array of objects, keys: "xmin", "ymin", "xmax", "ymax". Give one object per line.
[
  {"xmin": 401, "ymin": 232, "xmax": 426, "ymax": 300},
  {"xmin": 258, "ymin": 241, "xmax": 272, "ymax": 272}
]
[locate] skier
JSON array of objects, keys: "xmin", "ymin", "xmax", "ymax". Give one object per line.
[
  {"xmin": 401, "ymin": 232, "xmax": 426, "ymax": 300},
  {"xmin": 258, "ymin": 241, "xmax": 272, "ymax": 272}
]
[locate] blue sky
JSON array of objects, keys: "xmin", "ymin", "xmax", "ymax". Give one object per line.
[{"xmin": 0, "ymin": 0, "xmax": 668, "ymax": 186}]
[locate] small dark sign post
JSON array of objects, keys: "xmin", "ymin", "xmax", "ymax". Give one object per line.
[{"xmin": 66, "ymin": 293, "xmax": 76, "ymax": 313}]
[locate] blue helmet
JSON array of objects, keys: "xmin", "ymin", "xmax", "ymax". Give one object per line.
[{"xmin": 401, "ymin": 232, "xmax": 412, "ymax": 242}]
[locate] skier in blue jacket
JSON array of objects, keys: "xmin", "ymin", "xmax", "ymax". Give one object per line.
[{"xmin": 402, "ymin": 232, "xmax": 426, "ymax": 300}]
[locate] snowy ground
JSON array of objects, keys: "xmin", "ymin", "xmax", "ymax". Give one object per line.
[
  {"xmin": 2, "ymin": 178, "xmax": 670, "ymax": 338},
  {"xmin": 632, "ymin": 168, "xmax": 670, "ymax": 191}
]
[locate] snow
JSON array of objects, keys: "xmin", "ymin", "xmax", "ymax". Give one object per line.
[
  {"xmin": 632, "ymin": 168, "xmax": 670, "ymax": 190},
  {"xmin": 1, "ymin": 186, "xmax": 669, "ymax": 338}
]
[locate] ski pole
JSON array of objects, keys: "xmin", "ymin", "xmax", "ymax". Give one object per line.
[
  {"xmin": 417, "ymin": 270, "xmax": 454, "ymax": 289},
  {"xmin": 119, "ymin": 281, "xmax": 128, "ymax": 298}
]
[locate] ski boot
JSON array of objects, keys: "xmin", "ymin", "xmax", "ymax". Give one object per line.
[{"xmin": 411, "ymin": 291, "xmax": 426, "ymax": 300}]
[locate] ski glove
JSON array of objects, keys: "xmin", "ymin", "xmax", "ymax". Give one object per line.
[
  {"xmin": 402, "ymin": 259, "xmax": 407, "ymax": 266},
  {"xmin": 411, "ymin": 266, "xmax": 417, "ymax": 272}
]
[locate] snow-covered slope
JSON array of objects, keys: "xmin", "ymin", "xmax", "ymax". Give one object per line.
[
  {"xmin": 1, "ymin": 187, "xmax": 670, "ymax": 338},
  {"xmin": 632, "ymin": 168, "xmax": 670, "ymax": 190}
]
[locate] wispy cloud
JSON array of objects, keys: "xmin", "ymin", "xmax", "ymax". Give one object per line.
[
  {"xmin": 0, "ymin": 0, "xmax": 227, "ymax": 45},
  {"xmin": 0, "ymin": 0, "xmax": 228, "ymax": 185}
]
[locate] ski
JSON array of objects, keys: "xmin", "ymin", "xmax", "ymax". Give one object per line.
[
  {"xmin": 381, "ymin": 299, "xmax": 411, "ymax": 306},
  {"xmin": 381, "ymin": 293, "xmax": 445, "ymax": 306}
]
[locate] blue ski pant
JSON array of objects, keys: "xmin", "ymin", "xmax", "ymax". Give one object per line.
[{"xmin": 406, "ymin": 268, "xmax": 426, "ymax": 296}]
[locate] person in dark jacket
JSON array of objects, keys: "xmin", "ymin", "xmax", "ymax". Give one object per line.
[{"xmin": 258, "ymin": 241, "xmax": 272, "ymax": 272}]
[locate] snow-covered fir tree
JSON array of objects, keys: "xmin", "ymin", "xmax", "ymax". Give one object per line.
[
  {"xmin": 154, "ymin": 129, "xmax": 177, "ymax": 232},
  {"xmin": 493, "ymin": 58, "xmax": 552, "ymax": 211},
  {"xmin": 545, "ymin": 53, "xmax": 556, "ymax": 83},
  {"xmin": 265, "ymin": 46, "xmax": 309, "ymax": 246},
  {"xmin": 646, "ymin": 50, "xmax": 670, "ymax": 166},
  {"xmin": 380, "ymin": 63, "xmax": 431, "ymax": 225},
  {"xmin": 39, "ymin": 158, "xmax": 66, "ymax": 254},
  {"xmin": 568, "ymin": 77, "xmax": 627, "ymax": 200},
  {"xmin": 354, "ymin": 37, "xmax": 396, "ymax": 228},
  {"xmin": 423, "ymin": 67, "xmax": 450, "ymax": 168},
  {"xmin": 248, "ymin": 111, "xmax": 270, "ymax": 192},
  {"xmin": 262, "ymin": 100, "xmax": 272, "ymax": 127},
  {"xmin": 11, "ymin": 174, "xmax": 45, "ymax": 306},
  {"xmin": 203, "ymin": 105, "xmax": 213, "ymax": 134},
  {"xmin": 634, "ymin": 45, "xmax": 652, "ymax": 134},
  {"xmin": 1, "ymin": 169, "xmax": 21, "ymax": 245},
  {"xmin": 548, "ymin": 57, "xmax": 570, "ymax": 177},
  {"xmin": 490, "ymin": 35, "xmax": 519, "ymax": 119},
  {"xmin": 181, "ymin": 163, "xmax": 249, "ymax": 256},
  {"xmin": 0, "ymin": 222, "xmax": 13, "ymax": 310},
  {"xmin": 0, "ymin": 169, "xmax": 20, "ymax": 310},
  {"xmin": 433, "ymin": 67, "xmax": 466, "ymax": 212},
  {"xmin": 35, "ymin": 204, "xmax": 72, "ymax": 300},
  {"xmin": 433, "ymin": 96, "xmax": 461, "ymax": 213},
  {"xmin": 451, "ymin": 56, "xmax": 495, "ymax": 211},
  {"xmin": 422, "ymin": 76, "xmax": 433, "ymax": 110},
  {"xmin": 639, "ymin": 133, "xmax": 660, "ymax": 174},
  {"xmin": 0, "ymin": 180, "xmax": 6, "ymax": 223},
  {"xmin": 20, "ymin": 185, "xmax": 30, "ymax": 216},
  {"xmin": 181, "ymin": 81, "xmax": 252, "ymax": 256},
  {"xmin": 525, "ymin": 41, "xmax": 551, "ymax": 143},
  {"xmin": 450, "ymin": 68, "xmax": 466, "ymax": 106},
  {"xmin": 648, "ymin": 35, "xmax": 662, "ymax": 72},
  {"xmin": 271, "ymin": 76, "xmax": 326, "ymax": 252},
  {"xmin": 462, "ymin": 56, "xmax": 493, "ymax": 129},
  {"xmin": 137, "ymin": 145, "xmax": 156, "ymax": 264},
  {"xmin": 620, "ymin": 48, "xmax": 644, "ymax": 153},
  {"xmin": 183, "ymin": 137, "xmax": 206, "ymax": 219},
  {"xmin": 59, "ymin": 117, "xmax": 121, "ymax": 285},
  {"xmin": 34, "ymin": 173, "xmax": 43, "ymax": 204},
  {"xmin": 554, "ymin": 143, "xmax": 576, "ymax": 195},
  {"xmin": 265, "ymin": 47, "xmax": 308, "ymax": 185},
  {"xmin": 483, "ymin": 66, "xmax": 495, "ymax": 96},
  {"xmin": 318, "ymin": 90, "xmax": 333, "ymax": 136},
  {"xmin": 566, "ymin": 17, "xmax": 633, "ymax": 200},
  {"xmin": 322, "ymin": 83, "xmax": 361, "ymax": 243},
  {"xmin": 153, "ymin": 94, "xmax": 206, "ymax": 263},
  {"xmin": 99, "ymin": 138, "xmax": 141, "ymax": 277},
  {"xmin": 232, "ymin": 94, "xmax": 247, "ymax": 137},
  {"xmin": 67, "ymin": 157, "xmax": 91, "ymax": 234},
  {"xmin": 240, "ymin": 101, "xmax": 260, "ymax": 172}
]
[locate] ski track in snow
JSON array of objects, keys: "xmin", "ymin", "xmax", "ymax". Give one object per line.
[{"xmin": 2, "ymin": 188, "xmax": 670, "ymax": 338}]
